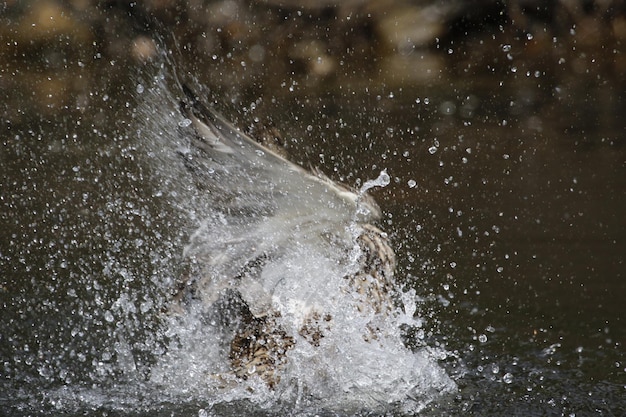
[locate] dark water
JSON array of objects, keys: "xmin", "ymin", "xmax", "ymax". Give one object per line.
[
  {"xmin": 1, "ymin": 51, "xmax": 625, "ymax": 416},
  {"xmin": 266, "ymin": 81, "xmax": 626, "ymax": 414}
]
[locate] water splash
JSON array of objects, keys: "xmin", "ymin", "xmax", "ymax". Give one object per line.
[
  {"xmin": 360, "ymin": 169, "xmax": 391, "ymax": 194},
  {"xmin": 1, "ymin": 71, "xmax": 455, "ymax": 416},
  {"xmin": 138, "ymin": 78, "xmax": 455, "ymax": 414}
]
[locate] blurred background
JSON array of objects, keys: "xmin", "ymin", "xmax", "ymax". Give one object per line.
[
  {"xmin": 1, "ymin": 1, "xmax": 625, "ymax": 415},
  {"xmin": 2, "ymin": 0, "xmax": 626, "ymax": 118}
]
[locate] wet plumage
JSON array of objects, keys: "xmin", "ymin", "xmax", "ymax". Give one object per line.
[{"xmin": 173, "ymin": 86, "xmax": 396, "ymax": 387}]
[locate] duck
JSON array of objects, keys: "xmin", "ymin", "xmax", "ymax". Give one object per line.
[{"xmin": 171, "ymin": 85, "xmax": 396, "ymax": 388}]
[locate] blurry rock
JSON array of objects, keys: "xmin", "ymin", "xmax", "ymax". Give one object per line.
[
  {"xmin": 14, "ymin": 1, "xmax": 92, "ymax": 44},
  {"xmin": 132, "ymin": 35, "xmax": 159, "ymax": 62},
  {"xmin": 375, "ymin": 4, "xmax": 448, "ymax": 53}
]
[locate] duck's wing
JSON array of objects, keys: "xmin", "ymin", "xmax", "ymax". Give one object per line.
[
  {"xmin": 176, "ymin": 86, "xmax": 383, "ymax": 316},
  {"xmin": 179, "ymin": 85, "xmax": 378, "ymax": 220},
  {"xmin": 179, "ymin": 85, "xmax": 381, "ymax": 246}
]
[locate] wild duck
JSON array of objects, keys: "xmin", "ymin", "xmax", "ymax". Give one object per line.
[{"xmin": 172, "ymin": 86, "xmax": 396, "ymax": 387}]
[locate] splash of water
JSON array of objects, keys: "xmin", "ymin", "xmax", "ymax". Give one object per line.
[
  {"xmin": 2, "ymin": 71, "xmax": 455, "ymax": 416},
  {"xmin": 139, "ymin": 78, "xmax": 455, "ymax": 414},
  {"xmin": 360, "ymin": 169, "xmax": 391, "ymax": 193}
]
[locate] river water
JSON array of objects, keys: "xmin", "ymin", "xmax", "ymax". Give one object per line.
[{"xmin": 1, "ymin": 47, "xmax": 625, "ymax": 416}]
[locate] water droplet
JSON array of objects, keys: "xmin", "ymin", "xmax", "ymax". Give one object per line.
[
  {"xmin": 503, "ymin": 372, "xmax": 514, "ymax": 384},
  {"xmin": 140, "ymin": 300, "xmax": 153, "ymax": 314},
  {"xmin": 178, "ymin": 118, "xmax": 192, "ymax": 128},
  {"xmin": 38, "ymin": 365, "xmax": 52, "ymax": 378},
  {"xmin": 360, "ymin": 170, "xmax": 390, "ymax": 193},
  {"xmin": 428, "ymin": 146, "xmax": 437, "ymax": 154},
  {"xmin": 439, "ymin": 101, "xmax": 456, "ymax": 115},
  {"xmin": 136, "ymin": 84, "xmax": 144, "ymax": 94},
  {"xmin": 478, "ymin": 334, "xmax": 487, "ymax": 343},
  {"xmin": 104, "ymin": 310, "xmax": 114, "ymax": 323},
  {"xmin": 407, "ymin": 179, "xmax": 416, "ymax": 188},
  {"xmin": 378, "ymin": 170, "xmax": 390, "ymax": 186}
]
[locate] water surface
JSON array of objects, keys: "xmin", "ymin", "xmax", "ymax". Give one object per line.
[{"xmin": 1, "ymin": 48, "xmax": 625, "ymax": 416}]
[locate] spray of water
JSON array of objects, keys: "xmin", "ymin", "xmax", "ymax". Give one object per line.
[
  {"xmin": 4, "ymin": 69, "xmax": 455, "ymax": 416},
  {"xmin": 139, "ymin": 76, "xmax": 455, "ymax": 414}
]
